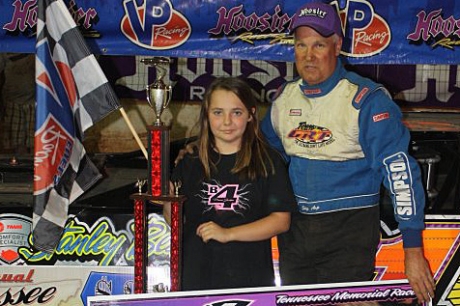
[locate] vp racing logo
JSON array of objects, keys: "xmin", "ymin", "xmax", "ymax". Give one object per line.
[
  {"xmin": 331, "ymin": 0, "xmax": 391, "ymax": 58},
  {"xmin": 121, "ymin": 0, "xmax": 191, "ymax": 49},
  {"xmin": 288, "ymin": 122, "xmax": 334, "ymax": 148}
]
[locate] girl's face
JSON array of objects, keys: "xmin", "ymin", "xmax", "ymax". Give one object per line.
[{"xmin": 208, "ymin": 89, "xmax": 252, "ymax": 154}]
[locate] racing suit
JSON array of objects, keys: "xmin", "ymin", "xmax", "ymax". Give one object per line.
[{"xmin": 261, "ymin": 59, "xmax": 426, "ymax": 249}]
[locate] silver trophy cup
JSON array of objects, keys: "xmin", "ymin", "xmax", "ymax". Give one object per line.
[{"xmin": 142, "ymin": 57, "xmax": 173, "ymax": 126}]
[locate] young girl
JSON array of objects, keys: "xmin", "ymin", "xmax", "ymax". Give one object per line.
[{"xmin": 165, "ymin": 77, "xmax": 297, "ymax": 291}]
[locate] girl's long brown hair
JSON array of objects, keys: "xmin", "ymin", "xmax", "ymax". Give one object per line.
[{"xmin": 198, "ymin": 77, "xmax": 275, "ymax": 180}]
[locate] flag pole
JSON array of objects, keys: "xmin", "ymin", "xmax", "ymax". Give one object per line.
[{"xmin": 119, "ymin": 107, "xmax": 148, "ymax": 159}]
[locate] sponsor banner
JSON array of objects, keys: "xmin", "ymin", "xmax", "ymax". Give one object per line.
[
  {"xmin": 0, "ymin": 212, "xmax": 170, "ymax": 268},
  {"xmin": 1, "ymin": 213, "xmax": 460, "ymax": 304},
  {"xmin": 87, "ymin": 215, "xmax": 460, "ymax": 305},
  {"xmin": 0, "ymin": 265, "xmax": 169, "ymax": 306},
  {"xmin": 88, "ymin": 280, "xmax": 419, "ymax": 305},
  {"xmin": 1, "ymin": 0, "xmax": 460, "ymax": 64},
  {"xmin": 101, "ymin": 56, "xmax": 460, "ymax": 110}
]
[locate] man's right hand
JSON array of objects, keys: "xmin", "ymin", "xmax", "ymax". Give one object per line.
[{"xmin": 174, "ymin": 141, "xmax": 198, "ymax": 165}]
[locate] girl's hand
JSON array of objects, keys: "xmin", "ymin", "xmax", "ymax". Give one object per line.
[
  {"xmin": 196, "ymin": 212, "xmax": 290, "ymax": 244},
  {"xmin": 196, "ymin": 221, "xmax": 231, "ymax": 243}
]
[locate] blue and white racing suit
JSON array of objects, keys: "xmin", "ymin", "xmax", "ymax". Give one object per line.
[{"xmin": 261, "ymin": 60, "xmax": 426, "ymax": 248}]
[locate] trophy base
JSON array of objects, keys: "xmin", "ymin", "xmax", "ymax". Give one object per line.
[{"xmin": 130, "ymin": 193, "xmax": 186, "ymax": 293}]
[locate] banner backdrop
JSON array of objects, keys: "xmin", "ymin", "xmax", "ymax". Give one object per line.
[
  {"xmin": 1, "ymin": 0, "xmax": 460, "ymax": 64},
  {"xmin": 100, "ymin": 56, "xmax": 460, "ymax": 110},
  {"xmin": 1, "ymin": 212, "xmax": 460, "ymax": 305}
]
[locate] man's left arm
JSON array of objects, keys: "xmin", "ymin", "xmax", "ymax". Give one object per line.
[{"xmin": 359, "ymin": 89, "xmax": 435, "ymax": 303}]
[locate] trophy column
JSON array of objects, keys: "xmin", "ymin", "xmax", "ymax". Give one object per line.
[
  {"xmin": 130, "ymin": 57, "xmax": 185, "ymax": 294},
  {"xmin": 148, "ymin": 125, "xmax": 170, "ymax": 196}
]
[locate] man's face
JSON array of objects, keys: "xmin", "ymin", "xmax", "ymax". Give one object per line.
[{"xmin": 294, "ymin": 26, "xmax": 342, "ymax": 85}]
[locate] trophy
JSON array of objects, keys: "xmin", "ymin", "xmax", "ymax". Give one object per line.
[
  {"xmin": 141, "ymin": 57, "xmax": 173, "ymax": 126},
  {"xmin": 131, "ymin": 57, "xmax": 185, "ymax": 294}
]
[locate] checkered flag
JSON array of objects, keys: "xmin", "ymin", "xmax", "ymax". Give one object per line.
[{"xmin": 33, "ymin": 0, "xmax": 121, "ymax": 253}]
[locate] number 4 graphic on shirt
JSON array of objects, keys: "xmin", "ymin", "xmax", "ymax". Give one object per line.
[{"xmin": 208, "ymin": 184, "xmax": 239, "ymax": 210}]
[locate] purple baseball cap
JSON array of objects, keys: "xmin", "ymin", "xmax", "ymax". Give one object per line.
[{"xmin": 290, "ymin": 2, "xmax": 343, "ymax": 38}]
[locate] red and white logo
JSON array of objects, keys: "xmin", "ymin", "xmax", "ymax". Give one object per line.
[
  {"xmin": 0, "ymin": 214, "xmax": 32, "ymax": 265},
  {"xmin": 373, "ymin": 112, "xmax": 390, "ymax": 122},
  {"xmin": 303, "ymin": 88, "xmax": 322, "ymax": 95},
  {"xmin": 34, "ymin": 115, "xmax": 74, "ymax": 193},
  {"xmin": 355, "ymin": 87, "xmax": 369, "ymax": 104},
  {"xmin": 336, "ymin": 0, "xmax": 391, "ymax": 58},
  {"xmin": 121, "ymin": 0, "xmax": 191, "ymax": 50}
]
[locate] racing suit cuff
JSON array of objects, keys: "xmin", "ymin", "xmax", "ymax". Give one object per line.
[{"xmin": 401, "ymin": 228, "xmax": 423, "ymax": 248}]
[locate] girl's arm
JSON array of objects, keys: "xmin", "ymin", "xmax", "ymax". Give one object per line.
[{"xmin": 196, "ymin": 212, "xmax": 290, "ymax": 243}]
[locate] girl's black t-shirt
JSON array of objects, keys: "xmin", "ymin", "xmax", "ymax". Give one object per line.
[{"xmin": 172, "ymin": 147, "xmax": 297, "ymax": 290}]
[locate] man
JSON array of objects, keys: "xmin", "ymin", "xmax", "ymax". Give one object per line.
[{"xmin": 260, "ymin": 2, "xmax": 435, "ymax": 304}]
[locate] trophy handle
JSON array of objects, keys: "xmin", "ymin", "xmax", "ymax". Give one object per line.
[
  {"xmin": 164, "ymin": 85, "xmax": 173, "ymax": 110},
  {"xmin": 145, "ymin": 85, "xmax": 153, "ymax": 109}
]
